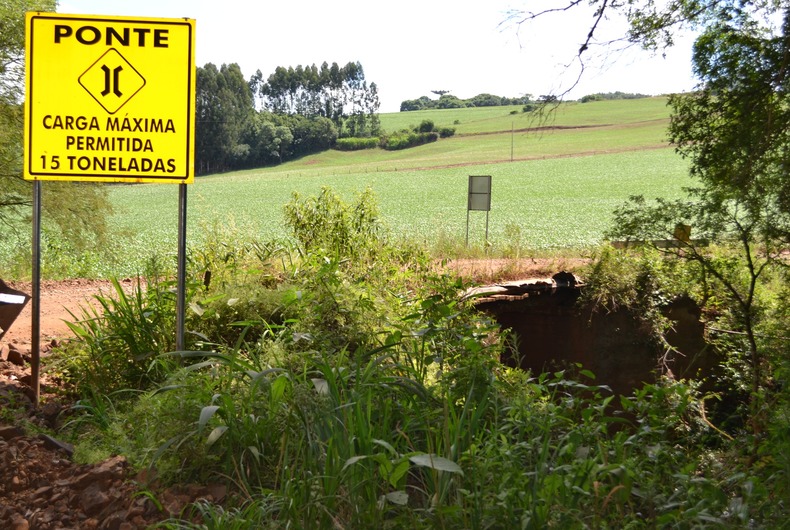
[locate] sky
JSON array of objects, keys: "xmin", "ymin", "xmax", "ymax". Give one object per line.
[{"xmin": 55, "ymin": 0, "xmax": 699, "ymax": 113}]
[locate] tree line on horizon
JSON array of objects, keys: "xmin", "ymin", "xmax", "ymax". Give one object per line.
[
  {"xmin": 399, "ymin": 92, "xmax": 533, "ymax": 111},
  {"xmin": 400, "ymin": 91, "xmax": 652, "ymax": 111}
]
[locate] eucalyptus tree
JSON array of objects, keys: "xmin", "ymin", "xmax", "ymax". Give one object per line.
[
  {"xmin": 256, "ymin": 61, "xmax": 380, "ymax": 138},
  {"xmin": 195, "ymin": 63, "xmax": 255, "ymax": 174}
]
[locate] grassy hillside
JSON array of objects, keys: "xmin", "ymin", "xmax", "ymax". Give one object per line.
[
  {"xmin": 378, "ymin": 97, "xmax": 671, "ymax": 134},
  {"xmin": 246, "ymin": 98, "xmax": 671, "ymax": 175},
  {"xmin": 1, "ymin": 98, "xmax": 691, "ymax": 278}
]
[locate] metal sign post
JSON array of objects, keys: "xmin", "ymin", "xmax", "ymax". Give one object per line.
[
  {"xmin": 466, "ymin": 175, "xmax": 492, "ymax": 247},
  {"xmin": 24, "ymin": 12, "xmax": 196, "ymax": 406},
  {"xmin": 176, "ymin": 184, "xmax": 187, "ymax": 351},
  {"xmin": 31, "ymin": 181, "xmax": 42, "ymax": 405}
]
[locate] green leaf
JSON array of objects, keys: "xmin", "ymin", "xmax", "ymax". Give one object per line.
[
  {"xmin": 342, "ymin": 455, "xmax": 368, "ymax": 471},
  {"xmin": 198, "ymin": 405, "xmax": 220, "ymax": 431},
  {"xmin": 385, "ymin": 491, "xmax": 409, "ymax": 505},
  {"xmin": 206, "ymin": 425, "xmax": 227, "ymax": 447},
  {"xmin": 389, "ymin": 460, "xmax": 411, "ymax": 488},
  {"xmin": 372, "ymin": 438, "xmax": 397, "ymax": 456},
  {"xmin": 270, "ymin": 375, "xmax": 290, "ymax": 402},
  {"xmin": 183, "ymin": 360, "xmax": 219, "ymax": 372},
  {"xmin": 409, "ymin": 453, "xmax": 463, "ymax": 475},
  {"xmin": 151, "ymin": 384, "xmax": 185, "ymax": 395}
]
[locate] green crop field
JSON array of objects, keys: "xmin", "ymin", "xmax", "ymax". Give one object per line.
[
  {"xmin": 107, "ymin": 148, "xmax": 690, "ymax": 263},
  {"xmin": 2, "ymin": 97, "xmax": 694, "ymax": 277}
]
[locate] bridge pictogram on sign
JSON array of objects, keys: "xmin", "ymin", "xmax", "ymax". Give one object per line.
[{"xmin": 78, "ymin": 48, "xmax": 146, "ymax": 114}]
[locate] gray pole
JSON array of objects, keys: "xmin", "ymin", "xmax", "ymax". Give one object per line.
[
  {"xmin": 466, "ymin": 209, "xmax": 470, "ymax": 247},
  {"xmin": 31, "ymin": 181, "xmax": 41, "ymax": 407},
  {"xmin": 485, "ymin": 211, "xmax": 490, "ymax": 249},
  {"xmin": 176, "ymin": 183, "xmax": 187, "ymax": 351}
]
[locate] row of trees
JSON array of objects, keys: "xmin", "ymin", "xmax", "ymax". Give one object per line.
[
  {"xmin": 250, "ymin": 61, "xmax": 380, "ymax": 137},
  {"xmin": 401, "ymin": 90, "xmax": 652, "ymax": 111},
  {"xmin": 579, "ymin": 91, "xmax": 650, "ymax": 102},
  {"xmin": 196, "ymin": 61, "xmax": 380, "ymax": 174},
  {"xmin": 399, "ymin": 92, "xmax": 533, "ymax": 111}
]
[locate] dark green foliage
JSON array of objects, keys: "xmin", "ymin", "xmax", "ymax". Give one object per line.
[
  {"xmin": 0, "ymin": 0, "xmax": 56, "ymax": 106},
  {"xmin": 608, "ymin": 8, "xmax": 790, "ymax": 446},
  {"xmin": 467, "ymin": 93, "xmax": 504, "ymax": 107},
  {"xmin": 381, "ymin": 131, "xmax": 438, "ymax": 150},
  {"xmin": 240, "ymin": 113, "xmax": 293, "ymax": 166},
  {"xmin": 416, "ymin": 119, "xmax": 435, "ymax": 133},
  {"xmin": 255, "ymin": 61, "xmax": 380, "ymax": 139},
  {"xmin": 580, "ymin": 91, "xmax": 651, "ymax": 102},
  {"xmin": 195, "ymin": 63, "xmax": 255, "ymax": 175},
  {"xmin": 400, "ymin": 95, "xmax": 435, "ymax": 111},
  {"xmin": 188, "ymin": 283, "xmax": 296, "ymax": 347},
  {"xmin": 436, "ymin": 94, "xmax": 466, "ymax": 109},
  {"xmin": 195, "ymin": 61, "xmax": 377, "ymax": 173},
  {"xmin": 275, "ymin": 112, "xmax": 338, "ymax": 157},
  {"xmin": 333, "ymin": 137, "xmax": 379, "ymax": 151},
  {"xmin": 400, "ymin": 92, "xmax": 532, "ymax": 111}
]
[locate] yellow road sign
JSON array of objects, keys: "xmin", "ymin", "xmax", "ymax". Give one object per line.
[{"xmin": 24, "ymin": 12, "xmax": 196, "ymax": 183}]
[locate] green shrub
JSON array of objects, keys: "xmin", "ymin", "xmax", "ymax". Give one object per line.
[
  {"xmin": 187, "ymin": 282, "xmax": 297, "ymax": 346},
  {"xmin": 382, "ymin": 131, "xmax": 438, "ymax": 150},
  {"xmin": 333, "ymin": 137, "xmax": 379, "ymax": 151},
  {"xmin": 416, "ymin": 119, "xmax": 435, "ymax": 133},
  {"xmin": 283, "ymin": 186, "xmax": 382, "ymax": 261},
  {"xmin": 49, "ymin": 191, "xmax": 789, "ymax": 529}
]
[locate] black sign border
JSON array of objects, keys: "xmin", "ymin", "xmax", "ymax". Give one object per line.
[{"xmin": 26, "ymin": 14, "xmax": 195, "ymax": 182}]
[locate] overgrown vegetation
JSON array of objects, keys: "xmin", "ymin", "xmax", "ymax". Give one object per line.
[
  {"xmin": 6, "ymin": 2, "xmax": 790, "ymax": 525},
  {"xmin": 48, "ymin": 188, "xmax": 789, "ymax": 528},
  {"xmin": 608, "ymin": 3, "xmax": 790, "ymax": 456}
]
